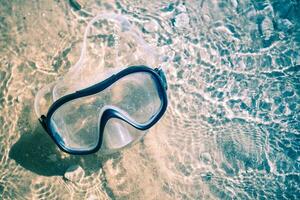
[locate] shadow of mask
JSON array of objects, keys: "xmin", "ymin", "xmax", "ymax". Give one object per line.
[{"xmin": 9, "ymin": 121, "xmax": 120, "ymax": 176}]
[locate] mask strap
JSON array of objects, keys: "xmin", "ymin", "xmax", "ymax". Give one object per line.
[
  {"xmin": 69, "ymin": 13, "xmax": 158, "ymax": 74},
  {"xmin": 69, "ymin": 13, "xmax": 131, "ymax": 74}
]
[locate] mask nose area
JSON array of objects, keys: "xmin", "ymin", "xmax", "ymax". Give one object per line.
[{"xmin": 102, "ymin": 119, "xmax": 135, "ymax": 150}]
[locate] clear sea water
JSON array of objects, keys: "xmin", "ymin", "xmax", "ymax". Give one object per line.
[{"xmin": 0, "ymin": 0, "xmax": 299, "ymax": 199}]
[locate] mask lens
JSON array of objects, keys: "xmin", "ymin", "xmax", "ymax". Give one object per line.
[
  {"xmin": 112, "ymin": 72, "xmax": 162, "ymax": 123},
  {"xmin": 49, "ymin": 71, "xmax": 162, "ymax": 151}
]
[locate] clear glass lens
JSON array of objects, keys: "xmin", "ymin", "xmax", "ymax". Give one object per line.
[{"xmin": 50, "ymin": 72, "xmax": 162, "ymax": 151}]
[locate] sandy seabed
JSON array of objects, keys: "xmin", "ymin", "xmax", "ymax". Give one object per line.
[{"xmin": 0, "ymin": 0, "xmax": 299, "ymax": 199}]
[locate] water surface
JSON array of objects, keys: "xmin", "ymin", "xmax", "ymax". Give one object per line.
[{"xmin": 0, "ymin": 0, "xmax": 299, "ymax": 199}]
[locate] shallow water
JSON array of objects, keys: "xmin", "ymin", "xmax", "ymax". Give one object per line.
[{"xmin": 1, "ymin": 0, "xmax": 300, "ymax": 199}]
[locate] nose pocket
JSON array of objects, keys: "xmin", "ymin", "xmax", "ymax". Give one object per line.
[{"xmin": 102, "ymin": 119, "xmax": 134, "ymax": 150}]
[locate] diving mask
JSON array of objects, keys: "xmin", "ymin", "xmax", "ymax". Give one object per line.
[{"xmin": 34, "ymin": 14, "xmax": 168, "ymax": 155}]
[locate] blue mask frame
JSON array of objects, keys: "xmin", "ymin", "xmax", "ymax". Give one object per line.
[{"xmin": 39, "ymin": 65, "xmax": 168, "ymax": 155}]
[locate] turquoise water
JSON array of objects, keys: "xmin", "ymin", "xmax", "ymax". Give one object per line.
[{"xmin": 0, "ymin": 0, "xmax": 299, "ymax": 199}]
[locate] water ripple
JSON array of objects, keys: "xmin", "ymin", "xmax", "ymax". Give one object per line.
[{"xmin": 0, "ymin": 0, "xmax": 299, "ymax": 199}]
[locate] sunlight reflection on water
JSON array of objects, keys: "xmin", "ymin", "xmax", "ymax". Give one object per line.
[{"xmin": 0, "ymin": 0, "xmax": 299, "ymax": 199}]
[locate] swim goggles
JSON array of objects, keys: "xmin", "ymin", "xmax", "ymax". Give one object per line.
[{"xmin": 34, "ymin": 14, "xmax": 168, "ymax": 155}]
